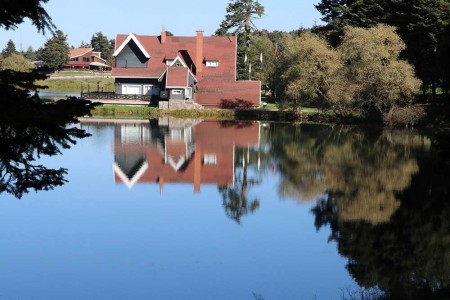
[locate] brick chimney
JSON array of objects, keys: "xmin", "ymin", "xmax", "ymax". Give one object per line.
[
  {"xmin": 161, "ymin": 30, "xmax": 166, "ymax": 44},
  {"xmin": 196, "ymin": 30, "xmax": 204, "ymax": 74}
]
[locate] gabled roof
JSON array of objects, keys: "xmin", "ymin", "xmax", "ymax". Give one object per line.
[
  {"xmin": 113, "ymin": 33, "xmax": 151, "ymax": 59},
  {"xmin": 69, "ymin": 48, "xmax": 93, "ymax": 58},
  {"xmin": 112, "ymin": 33, "xmax": 237, "ymax": 81}
]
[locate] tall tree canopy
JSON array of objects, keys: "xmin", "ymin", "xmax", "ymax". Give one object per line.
[
  {"xmin": 0, "ymin": 0, "xmax": 54, "ymax": 33},
  {"xmin": 315, "ymin": 0, "xmax": 450, "ymax": 96},
  {"xmin": 216, "ymin": 0, "xmax": 265, "ymax": 79},
  {"xmin": 1, "ymin": 39, "xmax": 17, "ymax": 57},
  {"xmin": 90, "ymin": 32, "xmax": 113, "ymax": 62},
  {"xmin": 37, "ymin": 29, "xmax": 69, "ymax": 70},
  {"xmin": 216, "ymin": 0, "xmax": 264, "ymax": 45}
]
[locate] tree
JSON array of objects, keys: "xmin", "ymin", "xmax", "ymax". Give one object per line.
[
  {"xmin": 216, "ymin": 0, "xmax": 264, "ymax": 46},
  {"xmin": 0, "ymin": 53, "xmax": 34, "ymax": 72},
  {"xmin": 0, "ymin": 0, "xmax": 54, "ymax": 33},
  {"xmin": 315, "ymin": 0, "xmax": 450, "ymax": 98},
  {"xmin": 216, "ymin": 0, "xmax": 264, "ymax": 79},
  {"xmin": 276, "ymin": 32, "xmax": 341, "ymax": 113},
  {"xmin": 79, "ymin": 40, "xmax": 91, "ymax": 48},
  {"xmin": 1, "ymin": 39, "xmax": 17, "ymax": 57},
  {"xmin": 91, "ymin": 32, "xmax": 112, "ymax": 63},
  {"xmin": 0, "ymin": 0, "xmax": 96, "ymax": 199},
  {"xmin": 38, "ymin": 29, "xmax": 69, "ymax": 70},
  {"xmin": 336, "ymin": 25, "xmax": 421, "ymax": 121},
  {"xmin": 23, "ymin": 45, "xmax": 37, "ymax": 61}
]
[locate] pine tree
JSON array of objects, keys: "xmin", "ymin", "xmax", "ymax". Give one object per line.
[
  {"xmin": 24, "ymin": 46, "xmax": 37, "ymax": 61},
  {"xmin": 37, "ymin": 30, "xmax": 70, "ymax": 70},
  {"xmin": 216, "ymin": 0, "xmax": 264, "ymax": 48},
  {"xmin": 91, "ymin": 32, "xmax": 111, "ymax": 61},
  {"xmin": 1, "ymin": 39, "xmax": 17, "ymax": 57}
]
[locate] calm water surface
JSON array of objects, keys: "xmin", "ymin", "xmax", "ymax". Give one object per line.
[{"xmin": 0, "ymin": 118, "xmax": 448, "ymax": 300}]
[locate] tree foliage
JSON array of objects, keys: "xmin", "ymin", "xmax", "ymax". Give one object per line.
[
  {"xmin": 1, "ymin": 39, "xmax": 18, "ymax": 57},
  {"xmin": 37, "ymin": 29, "xmax": 70, "ymax": 70},
  {"xmin": 0, "ymin": 0, "xmax": 97, "ymax": 199},
  {"xmin": 24, "ymin": 45, "xmax": 37, "ymax": 61},
  {"xmin": 315, "ymin": 0, "xmax": 450, "ymax": 96},
  {"xmin": 91, "ymin": 32, "xmax": 114, "ymax": 63},
  {"xmin": 0, "ymin": 53, "xmax": 34, "ymax": 72},
  {"xmin": 274, "ymin": 25, "xmax": 421, "ymax": 124},
  {"xmin": 0, "ymin": 0, "xmax": 54, "ymax": 33},
  {"xmin": 216, "ymin": 0, "xmax": 265, "ymax": 79}
]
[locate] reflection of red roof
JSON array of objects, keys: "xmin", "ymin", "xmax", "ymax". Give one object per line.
[
  {"xmin": 112, "ymin": 33, "xmax": 236, "ymax": 81},
  {"xmin": 166, "ymin": 67, "xmax": 188, "ymax": 87},
  {"xmin": 114, "ymin": 121, "xmax": 260, "ymax": 190},
  {"xmin": 69, "ymin": 48, "xmax": 93, "ymax": 58}
]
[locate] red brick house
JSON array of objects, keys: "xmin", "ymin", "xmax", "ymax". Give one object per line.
[
  {"xmin": 65, "ymin": 47, "xmax": 110, "ymax": 70},
  {"xmin": 113, "ymin": 120, "xmax": 260, "ymax": 191},
  {"xmin": 112, "ymin": 30, "xmax": 261, "ymax": 108}
]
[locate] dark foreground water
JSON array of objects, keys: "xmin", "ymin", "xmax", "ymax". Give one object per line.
[{"xmin": 0, "ymin": 118, "xmax": 448, "ymax": 300}]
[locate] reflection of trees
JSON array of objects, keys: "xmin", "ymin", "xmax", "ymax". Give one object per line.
[
  {"xmin": 312, "ymin": 133, "xmax": 450, "ymax": 299},
  {"xmin": 0, "ymin": 69, "xmax": 95, "ymax": 199},
  {"xmin": 219, "ymin": 147, "xmax": 261, "ymax": 224},
  {"xmin": 272, "ymin": 124, "xmax": 421, "ymax": 224}
]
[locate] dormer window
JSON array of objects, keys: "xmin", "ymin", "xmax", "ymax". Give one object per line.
[
  {"xmin": 167, "ymin": 56, "xmax": 187, "ymax": 68},
  {"xmin": 206, "ymin": 60, "xmax": 219, "ymax": 68}
]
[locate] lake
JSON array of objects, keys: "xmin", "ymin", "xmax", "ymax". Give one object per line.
[{"xmin": 0, "ymin": 118, "xmax": 448, "ymax": 300}]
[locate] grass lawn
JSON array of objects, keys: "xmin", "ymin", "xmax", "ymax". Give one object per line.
[
  {"xmin": 50, "ymin": 71, "xmax": 111, "ymax": 77},
  {"xmin": 37, "ymin": 77, "xmax": 115, "ymax": 93}
]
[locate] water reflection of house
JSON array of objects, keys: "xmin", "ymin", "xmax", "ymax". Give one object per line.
[{"xmin": 113, "ymin": 119, "xmax": 260, "ymax": 191}]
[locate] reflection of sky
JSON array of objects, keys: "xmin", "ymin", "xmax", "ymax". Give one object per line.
[{"xmin": 0, "ymin": 123, "xmax": 356, "ymax": 300}]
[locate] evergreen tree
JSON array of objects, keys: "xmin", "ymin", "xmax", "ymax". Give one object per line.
[
  {"xmin": 91, "ymin": 32, "xmax": 111, "ymax": 61},
  {"xmin": 0, "ymin": 0, "xmax": 54, "ymax": 33},
  {"xmin": 1, "ymin": 39, "xmax": 17, "ymax": 57},
  {"xmin": 37, "ymin": 30, "xmax": 69, "ymax": 70},
  {"xmin": 216, "ymin": 0, "xmax": 264, "ymax": 79},
  {"xmin": 79, "ymin": 40, "xmax": 91, "ymax": 48},
  {"xmin": 24, "ymin": 45, "xmax": 37, "ymax": 61},
  {"xmin": 216, "ymin": 0, "xmax": 264, "ymax": 47}
]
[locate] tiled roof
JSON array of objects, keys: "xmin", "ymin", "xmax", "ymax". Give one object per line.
[
  {"xmin": 112, "ymin": 33, "xmax": 236, "ymax": 81},
  {"xmin": 69, "ymin": 48, "xmax": 93, "ymax": 58},
  {"xmin": 166, "ymin": 67, "xmax": 189, "ymax": 87}
]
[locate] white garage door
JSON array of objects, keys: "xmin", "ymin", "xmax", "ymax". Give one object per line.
[{"xmin": 123, "ymin": 85, "xmax": 141, "ymax": 95}]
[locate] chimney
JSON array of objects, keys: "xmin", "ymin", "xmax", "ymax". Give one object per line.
[
  {"xmin": 196, "ymin": 30, "xmax": 204, "ymax": 74},
  {"xmin": 161, "ymin": 30, "xmax": 166, "ymax": 44}
]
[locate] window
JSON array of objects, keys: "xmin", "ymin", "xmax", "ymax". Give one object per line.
[
  {"xmin": 70, "ymin": 57, "xmax": 79, "ymax": 61},
  {"xmin": 171, "ymin": 90, "xmax": 183, "ymax": 95},
  {"xmin": 83, "ymin": 57, "xmax": 90, "ymax": 62},
  {"xmin": 206, "ymin": 60, "xmax": 219, "ymax": 68},
  {"xmin": 204, "ymin": 154, "xmax": 217, "ymax": 165}
]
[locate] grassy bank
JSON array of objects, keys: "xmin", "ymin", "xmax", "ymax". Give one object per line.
[
  {"xmin": 37, "ymin": 77, "xmax": 114, "ymax": 93},
  {"xmin": 90, "ymin": 105, "xmax": 327, "ymax": 122}
]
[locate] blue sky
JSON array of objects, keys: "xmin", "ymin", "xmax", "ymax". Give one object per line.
[{"xmin": 0, "ymin": 0, "xmax": 322, "ymax": 51}]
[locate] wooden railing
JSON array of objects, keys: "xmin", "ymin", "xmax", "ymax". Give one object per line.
[{"xmin": 81, "ymin": 92, "xmax": 152, "ymax": 101}]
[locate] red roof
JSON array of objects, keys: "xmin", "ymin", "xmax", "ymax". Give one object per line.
[
  {"xmin": 112, "ymin": 33, "xmax": 236, "ymax": 81},
  {"xmin": 166, "ymin": 67, "xmax": 189, "ymax": 87},
  {"xmin": 69, "ymin": 48, "xmax": 93, "ymax": 58}
]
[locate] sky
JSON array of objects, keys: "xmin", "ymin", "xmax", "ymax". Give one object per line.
[{"xmin": 0, "ymin": 0, "xmax": 323, "ymax": 51}]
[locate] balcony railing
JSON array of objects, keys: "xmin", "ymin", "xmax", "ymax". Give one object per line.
[{"xmin": 81, "ymin": 92, "xmax": 152, "ymax": 101}]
